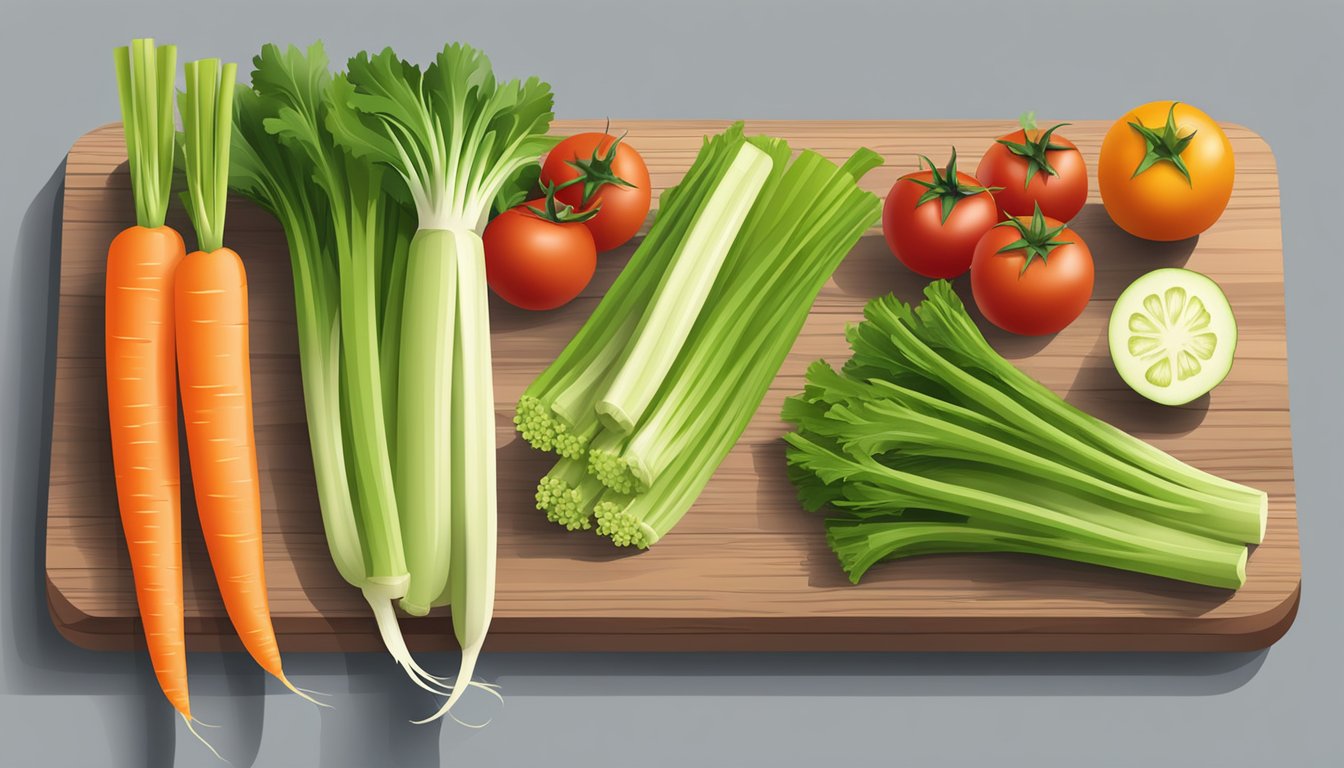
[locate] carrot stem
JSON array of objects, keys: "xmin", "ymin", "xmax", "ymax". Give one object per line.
[
  {"xmin": 114, "ymin": 39, "xmax": 176, "ymax": 228},
  {"xmin": 179, "ymin": 59, "xmax": 236, "ymax": 252}
]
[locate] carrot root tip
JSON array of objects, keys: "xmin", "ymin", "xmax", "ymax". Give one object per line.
[
  {"xmin": 279, "ymin": 675, "xmax": 332, "ymax": 709},
  {"xmin": 181, "ymin": 712, "xmax": 229, "ymax": 764}
]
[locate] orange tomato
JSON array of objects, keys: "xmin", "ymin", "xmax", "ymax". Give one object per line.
[{"xmin": 1098, "ymin": 101, "xmax": 1234, "ymax": 241}]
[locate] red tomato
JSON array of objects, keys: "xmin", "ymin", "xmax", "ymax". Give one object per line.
[
  {"xmin": 970, "ymin": 209, "xmax": 1094, "ymax": 336},
  {"xmin": 976, "ymin": 119, "xmax": 1088, "ymax": 221},
  {"xmin": 484, "ymin": 201, "xmax": 596, "ymax": 311},
  {"xmin": 882, "ymin": 151, "xmax": 1000, "ymax": 279},
  {"xmin": 542, "ymin": 133, "xmax": 651, "ymax": 252}
]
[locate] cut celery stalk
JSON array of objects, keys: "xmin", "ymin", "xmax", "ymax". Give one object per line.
[
  {"xmin": 515, "ymin": 130, "xmax": 738, "ymax": 457},
  {"xmin": 594, "ymin": 141, "xmax": 775, "ymax": 434}
]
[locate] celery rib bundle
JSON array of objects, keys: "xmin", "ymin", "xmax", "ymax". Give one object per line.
[
  {"xmin": 516, "ymin": 124, "xmax": 883, "ymax": 548},
  {"xmin": 783, "ymin": 281, "xmax": 1268, "ymax": 589}
]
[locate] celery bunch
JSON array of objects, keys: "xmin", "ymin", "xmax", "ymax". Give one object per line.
[
  {"xmin": 517, "ymin": 124, "xmax": 883, "ymax": 548},
  {"xmin": 784, "ymin": 282, "xmax": 1267, "ymax": 589},
  {"xmin": 232, "ymin": 41, "xmax": 554, "ymax": 721}
]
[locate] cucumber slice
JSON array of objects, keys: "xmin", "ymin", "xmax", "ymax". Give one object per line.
[{"xmin": 1108, "ymin": 268, "xmax": 1237, "ymax": 406}]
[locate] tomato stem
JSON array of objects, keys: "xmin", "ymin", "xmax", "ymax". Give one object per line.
[
  {"xmin": 996, "ymin": 114, "xmax": 1074, "ymax": 190},
  {"xmin": 527, "ymin": 179, "xmax": 602, "ymax": 224},
  {"xmin": 993, "ymin": 202, "xmax": 1073, "ymax": 275},
  {"xmin": 1127, "ymin": 102, "xmax": 1198, "ymax": 186},
  {"xmin": 908, "ymin": 148, "xmax": 1001, "ymax": 224},
  {"xmin": 563, "ymin": 122, "xmax": 638, "ymax": 206}
]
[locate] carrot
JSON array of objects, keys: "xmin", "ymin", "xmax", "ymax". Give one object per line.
[
  {"xmin": 106, "ymin": 224, "xmax": 186, "ymax": 696},
  {"xmin": 176, "ymin": 57, "xmax": 319, "ymax": 708},
  {"xmin": 107, "ymin": 38, "xmax": 200, "ymax": 728}
]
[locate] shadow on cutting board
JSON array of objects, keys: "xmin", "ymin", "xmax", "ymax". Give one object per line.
[{"xmin": 1067, "ymin": 332, "xmax": 1211, "ymax": 436}]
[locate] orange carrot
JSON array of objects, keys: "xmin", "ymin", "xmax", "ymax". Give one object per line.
[
  {"xmin": 174, "ymin": 246, "xmax": 291, "ymax": 684},
  {"xmin": 107, "ymin": 224, "xmax": 188, "ymax": 712},
  {"xmin": 176, "ymin": 57, "xmax": 317, "ymax": 707},
  {"xmin": 107, "ymin": 39, "xmax": 197, "ymax": 727}
]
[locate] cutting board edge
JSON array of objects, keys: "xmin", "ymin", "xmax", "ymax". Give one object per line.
[{"xmin": 47, "ymin": 573, "xmax": 1300, "ymax": 654}]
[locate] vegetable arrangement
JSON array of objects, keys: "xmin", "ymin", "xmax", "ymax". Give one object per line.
[
  {"xmin": 516, "ymin": 124, "xmax": 883, "ymax": 546},
  {"xmin": 880, "ymin": 104, "xmax": 1239, "ymax": 403},
  {"xmin": 882, "ymin": 114, "xmax": 1095, "ymax": 336},
  {"xmin": 783, "ymin": 282, "xmax": 1267, "ymax": 588},
  {"xmin": 98, "ymin": 30, "xmax": 1267, "ymax": 733}
]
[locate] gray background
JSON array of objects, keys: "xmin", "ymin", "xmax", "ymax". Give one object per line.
[{"xmin": 2, "ymin": 0, "xmax": 1340, "ymax": 765}]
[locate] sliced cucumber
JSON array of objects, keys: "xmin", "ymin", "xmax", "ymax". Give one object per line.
[{"xmin": 1108, "ymin": 268, "xmax": 1237, "ymax": 406}]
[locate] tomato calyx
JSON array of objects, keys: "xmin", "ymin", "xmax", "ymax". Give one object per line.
[
  {"xmin": 996, "ymin": 111, "xmax": 1075, "ymax": 189},
  {"xmin": 993, "ymin": 203, "xmax": 1073, "ymax": 275},
  {"xmin": 1128, "ymin": 102, "xmax": 1198, "ymax": 186},
  {"xmin": 909, "ymin": 148, "xmax": 1000, "ymax": 224},
  {"xmin": 563, "ymin": 125, "xmax": 638, "ymax": 206},
  {"xmin": 527, "ymin": 179, "xmax": 602, "ymax": 224}
]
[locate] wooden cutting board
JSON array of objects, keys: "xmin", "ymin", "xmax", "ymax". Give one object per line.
[{"xmin": 46, "ymin": 120, "xmax": 1299, "ymax": 653}]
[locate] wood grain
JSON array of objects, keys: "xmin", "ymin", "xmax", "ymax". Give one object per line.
[{"xmin": 46, "ymin": 120, "xmax": 1300, "ymax": 653}]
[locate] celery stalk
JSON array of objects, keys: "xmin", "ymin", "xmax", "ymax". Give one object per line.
[
  {"xmin": 826, "ymin": 519, "xmax": 1246, "ymax": 588},
  {"xmin": 602, "ymin": 149, "xmax": 878, "ymax": 493},
  {"xmin": 594, "ymin": 140, "xmax": 775, "ymax": 434},
  {"xmin": 582, "ymin": 147, "xmax": 883, "ymax": 546},
  {"xmin": 784, "ymin": 283, "xmax": 1268, "ymax": 590},
  {"xmin": 395, "ymin": 231, "xmax": 456, "ymax": 615},
  {"xmin": 232, "ymin": 43, "xmax": 441, "ymax": 697},
  {"xmin": 849, "ymin": 287, "xmax": 1266, "ymax": 544},
  {"xmin": 328, "ymin": 43, "xmax": 557, "ymax": 722},
  {"xmin": 443, "ymin": 228, "xmax": 497, "ymax": 717},
  {"xmin": 516, "ymin": 130, "xmax": 737, "ymax": 458}
]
